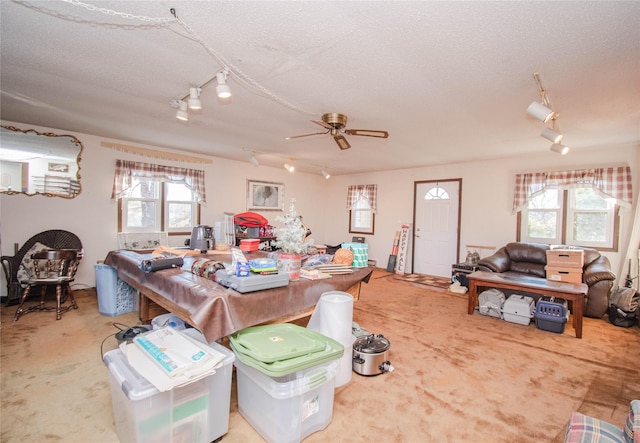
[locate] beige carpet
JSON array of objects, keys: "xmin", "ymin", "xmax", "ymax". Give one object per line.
[{"xmin": 1, "ymin": 268, "xmax": 639, "ymax": 442}]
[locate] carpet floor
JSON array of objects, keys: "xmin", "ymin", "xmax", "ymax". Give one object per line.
[
  {"xmin": 1, "ymin": 268, "xmax": 639, "ymax": 442},
  {"xmin": 393, "ymin": 273, "xmax": 453, "ymax": 289}
]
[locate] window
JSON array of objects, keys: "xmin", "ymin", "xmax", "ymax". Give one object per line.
[
  {"xmin": 119, "ymin": 178, "xmax": 199, "ymax": 234},
  {"xmin": 349, "ymin": 196, "xmax": 375, "ymax": 234},
  {"xmin": 518, "ymin": 187, "xmax": 618, "ymax": 250}
]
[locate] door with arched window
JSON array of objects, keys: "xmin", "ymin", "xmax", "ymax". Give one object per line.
[{"xmin": 412, "ymin": 179, "xmax": 461, "ymax": 277}]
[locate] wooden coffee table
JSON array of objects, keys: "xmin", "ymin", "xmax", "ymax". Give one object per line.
[{"xmin": 467, "ymin": 271, "xmax": 588, "ymax": 338}]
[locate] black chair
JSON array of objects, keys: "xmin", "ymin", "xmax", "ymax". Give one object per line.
[
  {"xmin": 14, "ymin": 249, "xmax": 80, "ymax": 321},
  {"xmin": 1, "ymin": 230, "xmax": 83, "ymax": 305}
]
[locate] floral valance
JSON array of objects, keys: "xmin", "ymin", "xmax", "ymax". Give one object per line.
[
  {"xmin": 111, "ymin": 159, "xmax": 206, "ymax": 203},
  {"xmin": 346, "ymin": 184, "xmax": 377, "ymax": 213},
  {"xmin": 512, "ymin": 166, "xmax": 632, "ymax": 213}
]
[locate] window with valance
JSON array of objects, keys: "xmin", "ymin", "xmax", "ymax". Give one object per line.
[
  {"xmin": 111, "ymin": 159, "xmax": 206, "ymax": 204},
  {"xmin": 512, "ymin": 166, "xmax": 632, "ymax": 214},
  {"xmin": 346, "ymin": 184, "xmax": 377, "ymax": 213}
]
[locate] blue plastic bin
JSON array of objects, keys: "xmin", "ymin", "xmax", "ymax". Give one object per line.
[{"xmin": 95, "ymin": 264, "xmax": 137, "ymax": 316}]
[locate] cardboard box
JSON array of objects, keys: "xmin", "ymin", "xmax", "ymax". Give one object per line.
[
  {"xmin": 546, "ymin": 249, "xmax": 584, "ymax": 268},
  {"xmin": 545, "ymin": 266, "xmax": 583, "ymax": 284}
]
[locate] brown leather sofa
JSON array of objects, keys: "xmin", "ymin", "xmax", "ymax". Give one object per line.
[{"xmin": 477, "ymin": 242, "xmax": 616, "ymax": 318}]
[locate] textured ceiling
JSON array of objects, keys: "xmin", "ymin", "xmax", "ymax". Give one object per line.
[{"xmin": 1, "ymin": 1, "xmax": 639, "ymax": 175}]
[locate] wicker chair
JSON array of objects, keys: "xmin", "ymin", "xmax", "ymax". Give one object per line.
[{"xmin": 1, "ymin": 230, "xmax": 83, "ymax": 306}]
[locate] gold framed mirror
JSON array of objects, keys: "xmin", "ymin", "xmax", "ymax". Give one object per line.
[{"xmin": 0, "ymin": 125, "xmax": 82, "ymax": 198}]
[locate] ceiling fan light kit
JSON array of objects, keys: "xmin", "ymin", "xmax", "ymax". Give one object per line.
[{"xmin": 527, "ymin": 72, "xmax": 570, "ymax": 155}]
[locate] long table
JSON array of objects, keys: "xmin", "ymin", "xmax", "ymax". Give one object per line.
[
  {"xmin": 467, "ymin": 271, "xmax": 588, "ymax": 338},
  {"xmin": 104, "ymin": 250, "xmax": 373, "ymax": 343}
]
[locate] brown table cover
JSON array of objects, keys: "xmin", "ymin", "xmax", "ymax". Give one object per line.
[{"xmin": 104, "ymin": 250, "xmax": 373, "ymax": 342}]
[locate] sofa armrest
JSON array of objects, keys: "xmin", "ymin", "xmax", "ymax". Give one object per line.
[
  {"xmin": 477, "ymin": 247, "xmax": 511, "ymax": 273},
  {"xmin": 583, "ymin": 255, "xmax": 616, "ymax": 287}
]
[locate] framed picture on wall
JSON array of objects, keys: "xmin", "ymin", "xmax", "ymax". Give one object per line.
[
  {"xmin": 247, "ymin": 180, "xmax": 284, "ymax": 211},
  {"xmin": 48, "ymin": 162, "xmax": 69, "ymax": 173}
]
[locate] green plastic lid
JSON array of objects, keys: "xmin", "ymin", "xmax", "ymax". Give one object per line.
[{"xmin": 229, "ymin": 324, "xmax": 344, "ymax": 377}]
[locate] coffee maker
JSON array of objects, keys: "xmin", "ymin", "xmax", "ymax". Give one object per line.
[{"xmin": 190, "ymin": 225, "xmax": 214, "ymax": 252}]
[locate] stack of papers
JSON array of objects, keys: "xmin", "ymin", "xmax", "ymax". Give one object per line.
[
  {"xmin": 307, "ymin": 264, "xmax": 354, "ymax": 274},
  {"xmin": 120, "ymin": 327, "xmax": 226, "ymax": 391}
]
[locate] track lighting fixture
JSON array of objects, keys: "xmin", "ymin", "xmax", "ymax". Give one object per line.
[
  {"xmin": 550, "ymin": 143, "xmax": 570, "ymax": 155},
  {"xmin": 176, "ymin": 101, "xmax": 189, "ymax": 121},
  {"xmin": 321, "ymin": 169, "xmax": 331, "ymax": 179},
  {"xmin": 188, "ymin": 87, "xmax": 202, "ymax": 110},
  {"xmin": 527, "ymin": 72, "xmax": 555, "ymax": 123},
  {"xmin": 284, "ymin": 160, "xmax": 295, "ymax": 172},
  {"xmin": 216, "ymin": 70, "xmax": 231, "ymax": 101},
  {"xmin": 541, "ymin": 127, "xmax": 563, "ymax": 144},
  {"xmin": 249, "ymin": 152, "xmax": 260, "ymax": 167}
]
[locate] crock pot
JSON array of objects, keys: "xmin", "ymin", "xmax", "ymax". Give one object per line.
[{"xmin": 352, "ymin": 334, "xmax": 392, "ymax": 376}]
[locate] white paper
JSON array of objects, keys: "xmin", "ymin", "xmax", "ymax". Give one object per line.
[
  {"xmin": 307, "ymin": 291, "xmax": 354, "ymax": 387},
  {"xmin": 120, "ymin": 327, "xmax": 225, "ymax": 392}
]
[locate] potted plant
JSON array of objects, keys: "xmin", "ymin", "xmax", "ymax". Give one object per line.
[{"xmin": 272, "ymin": 198, "xmax": 312, "ymax": 280}]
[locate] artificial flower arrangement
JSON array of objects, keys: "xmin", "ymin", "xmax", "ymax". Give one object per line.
[{"xmin": 271, "ymin": 198, "xmax": 313, "ymax": 254}]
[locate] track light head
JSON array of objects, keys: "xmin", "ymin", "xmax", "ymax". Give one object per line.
[
  {"xmin": 188, "ymin": 87, "xmax": 202, "ymax": 110},
  {"xmin": 176, "ymin": 101, "xmax": 189, "ymax": 121},
  {"xmin": 249, "ymin": 153, "xmax": 260, "ymax": 167},
  {"xmin": 321, "ymin": 169, "xmax": 331, "ymax": 179},
  {"xmin": 550, "ymin": 143, "xmax": 570, "ymax": 155},
  {"xmin": 541, "ymin": 127, "xmax": 563, "ymax": 144},
  {"xmin": 527, "ymin": 101, "xmax": 555, "ymax": 123},
  {"xmin": 284, "ymin": 162, "xmax": 295, "ymax": 172},
  {"xmin": 216, "ymin": 71, "xmax": 231, "ymax": 100}
]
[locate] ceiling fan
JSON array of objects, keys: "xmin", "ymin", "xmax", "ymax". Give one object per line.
[{"xmin": 286, "ymin": 113, "xmax": 389, "ymax": 150}]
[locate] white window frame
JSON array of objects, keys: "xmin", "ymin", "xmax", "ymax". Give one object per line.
[
  {"xmin": 119, "ymin": 178, "xmax": 199, "ymax": 234},
  {"xmin": 518, "ymin": 187, "xmax": 618, "ymax": 251}
]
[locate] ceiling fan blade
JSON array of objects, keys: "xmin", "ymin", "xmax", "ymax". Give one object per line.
[
  {"xmin": 345, "ymin": 129, "xmax": 389, "ymax": 138},
  {"xmin": 312, "ymin": 119, "xmax": 333, "ymax": 130},
  {"xmin": 285, "ymin": 130, "xmax": 328, "ymax": 140},
  {"xmin": 334, "ymin": 135, "xmax": 351, "ymax": 150}
]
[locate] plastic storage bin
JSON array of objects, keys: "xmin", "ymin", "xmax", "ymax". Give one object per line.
[
  {"xmin": 103, "ymin": 330, "xmax": 235, "ymax": 443},
  {"xmin": 95, "ymin": 264, "xmax": 137, "ymax": 316},
  {"xmin": 234, "ymin": 358, "xmax": 339, "ymax": 443},
  {"xmin": 535, "ymin": 296, "xmax": 569, "ymax": 333}
]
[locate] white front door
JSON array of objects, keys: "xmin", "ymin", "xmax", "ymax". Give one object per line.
[{"xmin": 413, "ymin": 180, "xmax": 461, "ymax": 277}]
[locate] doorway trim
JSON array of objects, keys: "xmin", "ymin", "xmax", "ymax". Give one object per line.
[{"xmin": 411, "ymin": 178, "xmax": 462, "ymax": 274}]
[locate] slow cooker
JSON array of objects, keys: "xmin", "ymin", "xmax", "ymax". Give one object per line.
[{"xmin": 352, "ymin": 334, "xmax": 392, "ymax": 376}]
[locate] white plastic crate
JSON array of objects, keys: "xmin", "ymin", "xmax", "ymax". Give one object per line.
[
  {"xmin": 234, "ymin": 358, "xmax": 339, "ymax": 443},
  {"xmin": 104, "ymin": 330, "xmax": 234, "ymax": 443}
]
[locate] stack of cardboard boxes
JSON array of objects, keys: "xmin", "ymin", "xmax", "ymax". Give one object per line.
[{"xmin": 545, "ymin": 249, "xmax": 584, "ymax": 284}]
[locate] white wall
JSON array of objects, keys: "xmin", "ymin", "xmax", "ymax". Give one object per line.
[{"xmin": 1, "ymin": 119, "xmax": 637, "ymax": 297}]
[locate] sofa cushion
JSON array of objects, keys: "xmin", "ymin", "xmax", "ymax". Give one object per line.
[
  {"xmin": 510, "ymin": 261, "xmax": 547, "ymax": 278},
  {"xmin": 564, "ymin": 411, "xmax": 625, "ymax": 443},
  {"xmin": 506, "ymin": 242, "xmax": 549, "ymax": 265}
]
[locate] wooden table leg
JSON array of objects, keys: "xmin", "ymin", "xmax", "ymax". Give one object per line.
[
  {"xmin": 138, "ymin": 292, "xmax": 150, "ymax": 324},
  {"xmin": 572, "ymin": 294, "xmax": 584, "ymax": 339},
  {"xmin": 468, "ymin": 280, "xmax": 478, "ymax": 315}
]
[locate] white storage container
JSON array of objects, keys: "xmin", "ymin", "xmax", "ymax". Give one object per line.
[
  {"xmin": 503, "ymin": 294, "xmax": 535, "ymax": 326},
  {"xmin": 103, "ymin": 330, "xmax": 234, "ymax": 443},
  {"xmin": 234, "ymin": 358, "xmax": 339, "ymax": 443}
]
